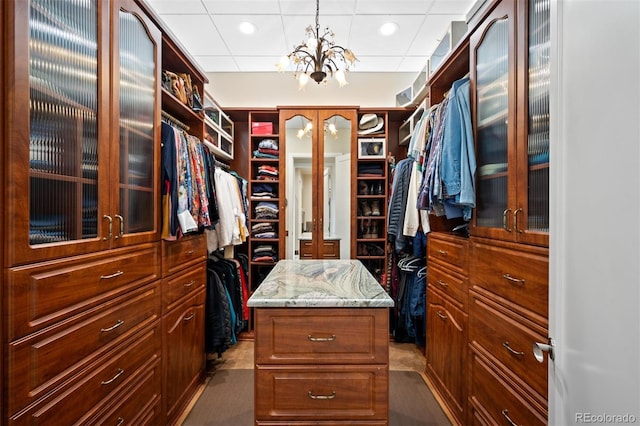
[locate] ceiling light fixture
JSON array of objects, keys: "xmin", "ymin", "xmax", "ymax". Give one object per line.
[
  {"xmin": 239, "ymin": 21, "xmax": 256, "ymax": 35},
  {"xmin": 276, "ymin": 0, "xmax": 357, "ymax": 89},
  {"xmin": 379, "ymin": 22, "xmax": 398, "ymax": 36}
]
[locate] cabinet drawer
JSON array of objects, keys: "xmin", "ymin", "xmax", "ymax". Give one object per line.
[
  {"xmin": 254, "ymin": 308, "xmax": 389, "ymax": 365},
  {"xmin": 162, "ymin": 235, "xmax": 207, "ymax": 276},
  {"xmin": 162, "ymin": 264, "xmax": 206, "ymax": 312},
  {"xmin": 428, "ymin": 234, "xmax": 468, "ymax": 274},
  {"xmin": 10, "ymin": 323, "xmax": 161, "ymax": 425},
  {"xmin": 7, "ymin": 282, "xmax": 161, "ymax": 415},
  {"xmin": 427, "ymin": 264, "xmax": 467, "ymax": 307},
  {"xmin": 7, "ymin": 243, "xmax": 161, "ymax": 339},
  {"xmin": 255, "ymin": 365, "xmax": 388, "ymax": 422},
  {"xmin": 470, "ymin": 291, "xmax": 548, "ymax": 400},
  {"xmin": 471, "ymin": 240, "xmax": 548, "ymax": 319},
  {"xmin": 469, "ymin": 352, "xmax": 546, "ymax": 426}
]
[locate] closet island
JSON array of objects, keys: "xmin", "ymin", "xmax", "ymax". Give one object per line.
[{"xmin": 248, "ymin": 259, "xmax": 394, "ymax": 425}]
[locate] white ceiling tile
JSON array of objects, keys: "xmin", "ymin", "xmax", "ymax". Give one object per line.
[
  {"xmin": 213, "ymin": 15, "xmax": 288, "ymax": 56},
  {"xmin": 234, "ymin": 56, "xmax": 285, "ymax": 71},
  {"xmin": 354, "ymin": 1, "xmax": 434, "ymax": 15},
  {"xmin": 405, "ymin": 14, "xmax": 465, "ymax": 58},
  {"xmin": 279, "ymin": 0, "xmax": 357, "ymax": 15},
  {"xmin": 144, "ymin": 0, "xmax": 208, "ymax": 14},
  {"xmin": 281, "ymin": 15, "xmax": 354, "ymax": 49},
  {"xmin": 349, "ymin": 14, "xmax": 425, "ymax": 56},
  {"xmin": 201, "ymin": 1, "xmax": 281, "ymax": 14},
  {"xmin": 354, "ymin": 56, "xmax": 405, "ymax": 72},
  {"xmin": 429, "ymin": 0, "xmax": 476, "ymax": 14},
  {"xmin": 398, "ymin": 56, "xmax": 429, "ymax": 72},
  {"xmin": 194, "ymin": 56, "xmax": 239, "ymax": 72},
  {"xmin": 159, "ymin": 15, "xmax": 229, "ymax": 55}
]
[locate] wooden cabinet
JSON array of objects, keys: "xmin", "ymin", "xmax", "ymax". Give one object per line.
[
  {"xmin": 2, "ymin": 0, "xmax": 164, "ymax": 423},
  {"xmin": 355, "ymin": 110, "xmax": 389, "ymax": 280},
  {"xmin": 425, "ymin": 233, "xmax": 469, "ymax": 425},
  {"xmin": 300, "ymin": 238, "xmax": 340, "ymax": 259},
  {"xmin": 253, "ymin": 307, "xmax": 389, "ymax": 425},
  {"xmin": 160, "ymin": 235, "xmax": 207, "ymax": 424},
  {"xmin": 247, "ymin": 110, "xmax": 283, "ymax": 291},
  {"xmin": 470, "ymin": 0, "xmax": 550, "ymax": 247}
]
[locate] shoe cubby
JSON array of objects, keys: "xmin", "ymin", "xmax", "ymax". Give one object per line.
[{"xmin": 355, "ymin": 111, "xmax": 389, "ymax": 282}]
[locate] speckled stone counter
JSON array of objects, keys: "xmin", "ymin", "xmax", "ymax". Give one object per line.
[
  {"xmin": 247, "ymin": 259, "xmax": 394, "ymax": 308},
  {"xmin": 250, "ymin": 259, "xmax": 393, "ymax": 424}
]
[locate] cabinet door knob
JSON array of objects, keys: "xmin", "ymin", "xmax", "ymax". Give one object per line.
[
  {"xmin": 114, "ymin": 214, "xmax": 124, "ymax": 238},
  {"xmin": 503, "ymin": 209, "xmax": 512, "ymax": 232},
  {"xmin": 513, "ymin": 208, "xmax": 523, "ymax": 233},
  {"xmin": 103, "ymin": 215, "xmax": 113, "ymax": 241}
]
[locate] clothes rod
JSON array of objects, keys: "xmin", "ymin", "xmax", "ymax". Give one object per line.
[{"xmin": 161, "ymin": 110, "xmax": 190, "ymax": 131}]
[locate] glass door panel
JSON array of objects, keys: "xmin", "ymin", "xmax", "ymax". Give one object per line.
[
  {"xmin": 115, "ymin": 4, "xmax": 159, "ymax": 241},
  {"xmin": 29, "ymin": 0, "xmax": 100, "ymax": 245},
  {"xmin": 526, "ymin": 0, "xmax": 550, "ymax": 234},
  {"xmin": 474, "ymin": 16, "xmax": 510, "ymax": 230}
]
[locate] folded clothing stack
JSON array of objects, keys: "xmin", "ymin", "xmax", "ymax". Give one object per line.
[
  {"xmin": 358, "ymin": 164, "xmax": 384, "ymax": 176},
  {"xmin": 251, "ymin": 222, "xmax": 277, "ymax": 239},
  {"xmin": 252, "ymin": 244, "xmax": 278, "ymax": 262},
  {"xmin": 252, "ymin": 183, "xmax": 277, "ymax": 198},
  {"xmin": 254, "ymin": 201, "xmax": 279, "ymax": 220},
  {"xmin": 257, "ymin": 164, "xmax": 278, "ymax": 180},
  {"xmin": 253, "ymin": 139, "xmax": 279, "ymax": 159}
]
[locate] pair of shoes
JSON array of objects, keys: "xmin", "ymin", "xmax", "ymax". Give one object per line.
[
  {"xmin": 358, "ymin": 181, "xmax": 369, "ymax": 195},
  {"xmin": 364, "ymin": 243, "xmax": 384, "ymax": 256},
  {"xmin": 370, "ymin": 200, "xmax": 381, "ymax": 216},
  {"xmin": 369, "ymin": 182, "xmax": 384, "ymax": 195},
  {"xmin": 362, "ymin": 220, "xmax": 379, "ymax": 238},
  {"xmin": 359, "ymin": 201, "xmax": 372, "ymax": 216}
]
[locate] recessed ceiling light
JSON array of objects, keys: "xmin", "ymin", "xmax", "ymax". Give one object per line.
[
  {"xmin": 239, "ymin": 21, "xmax": 256, "ymax": 35},
  {"xmin": 379, "ymin": 22, "xmax": 398, "ymax": 36}
]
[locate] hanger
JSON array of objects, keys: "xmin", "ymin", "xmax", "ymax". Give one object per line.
[{"xmin": 161, "ymin": 110, "xmax": 190, "ymax": 132}]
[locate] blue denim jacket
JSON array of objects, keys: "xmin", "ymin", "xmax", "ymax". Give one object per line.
[{"xmin": 440, "ymin": 77, "xmax": 476, "ymax": 220}]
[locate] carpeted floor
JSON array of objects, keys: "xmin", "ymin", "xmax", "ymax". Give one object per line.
[{"xmin": 182, "ymin": 369, "xmax": 451, "ymax": 426}]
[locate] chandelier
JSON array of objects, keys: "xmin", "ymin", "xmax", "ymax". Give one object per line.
[{"xmin": 276, "ymin": 0, "xmax": 357, "ymax": 89}]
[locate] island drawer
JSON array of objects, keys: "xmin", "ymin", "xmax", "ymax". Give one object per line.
[
  {"xmin": 254, "ymin": 308, "xmax": 389, "ymax": 365},
  {"xmin": 255, "ymin": 365, "xmax": 388, "ymax": 422}
]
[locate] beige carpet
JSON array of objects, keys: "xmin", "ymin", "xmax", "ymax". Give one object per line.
[{"xmin": 182, "ymin": 369, "xmax": 451, "ymax": 426}]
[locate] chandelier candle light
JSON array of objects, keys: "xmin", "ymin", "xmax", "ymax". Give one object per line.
[{"xmin": 277, "ymin": 0, "xmax": 357, "ymax": 89}]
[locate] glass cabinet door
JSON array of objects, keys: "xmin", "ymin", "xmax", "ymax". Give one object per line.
[
  {"xmin": 470, "ymin": 0, "xmax": 517, "ymax": 240},
  {"xmin": 517, "ymin": 0, "xmax": 550, "ymax": 246},
  {"xmin": 6, "ymin": 0, "xmax": 111, "ymax": 265},
  {"xmin": 112, "ymin": 0, "xmax": 161, "ymax": 246}
]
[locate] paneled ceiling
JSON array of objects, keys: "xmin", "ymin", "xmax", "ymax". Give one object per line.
[{"xmin": 144, "ymin": 0, "xmax": 477, "ymax": 74}]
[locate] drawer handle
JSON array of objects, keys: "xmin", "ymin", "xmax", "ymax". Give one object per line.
[
  {"xmin": 116, "ymin": 418, "xmax": 124, "ymax": 426},
  {"xmin": 100, "ymin": 270, "xmax": 124, "ymax": 280},
  {"xmin": 114, "ymin": 214, "xmax": 124, "ymax": 239},
  {"xmin": 437, "ymin": 249, "xmax": 448, "ymax": 256},
  {"xmin": 185, "ymin": 249, "xmax": 195, "ymax": 256},
  {"xmin": 307, "ymin": 334, "xmax": 336, "ymax": 342},
  {"xmin": 184, "ymin": 280, "xmax": 195, "ymax": 288},
  {"xmin": 501, "ymin": 409, "xmax": 519, "ymax": 426},
  {"xmin": 436, "ymin": 279, "xmax": 448, "ymax": 287},
  {"xmin": 308, "ymin": 391, "xmax": 336, "ymax": 400},
  {"xmin": 503, "ymin": 274, "xmax": 525, "ymax": 285},
  {"xmin": 502, "ymin": 341, "xmax": 525, "ymax": 359},
  {"xmin": 436, "ymin": 310, "xmax": 448, "ymax": 320},
  {"xmin": 101, "ymin": 368, "xmax": 124, "ymax": 386},
  {"xmin": 184, "ymin": 312, "xmax": 195, "ymax": 321},
  {"xmin": 100, "ymin": 319, "xmax": 124, "ymax": 333},
  {"xmin": 503, "ymin": 208, "xmax": 512, "ymax": 232}
]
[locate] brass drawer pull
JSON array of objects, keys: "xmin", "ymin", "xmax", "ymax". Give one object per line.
[
  {"xmin": 436, "ymin": 279, "xmax": 448, "ymax": 287},
  {"xmin": 501, "ymin": 409, "xmax": 519, "ymax": 426},
  {"xmin": 183, "ymin": 312, "xmax": 195, "ymax": 321},
  {"xmin": 437, "ymin": 249, "xmax": 448, "ymax": 256},
  {"xmin": 116, "ymin": 418, "xmax": 124, "ymax": 426},
  {"xmin": 185, "ymin": 249, "xmax": 195, "ymax": 256},
  {"xmin": 436, "ymin": 310, "xmax": 448, "ymax": 320},
  {"xmin": 100, "ymin": 270, "xmax": 124, "ymax": 280},
  {"xmin": 503, "ymin": 208, "xmax": 512, "ymax": 232},
  {"xmin": 184, "ymin": 280, "xmax": 195, "ymax": 288},
  {"xmin": 114, "ymin": 214, "xmax": 124, "ymax": 239},
  {"xmin": 307, "ymin": 334, "xmax": 336, "ymax": 342},
  {"xmin": 100, "ymin": 319, "xmax": 124, "ymax": 333},
  {"xmin": 101, "ymin": 368, "xmax": 124, "ymax": 385},
  {"xmin": 502, "ymin": 341, "xmax": 525, "ymax": 358},
  {"xmin": 103, "ymin": 215, "xmax": 113, "ymax": 241},
  {"xmin": 503, "ymin": 274, "xmax": 525, "ymax": 285},
  {"xmin": 308, "ymin": 391, "xmax": 336, "ymax": 400}
]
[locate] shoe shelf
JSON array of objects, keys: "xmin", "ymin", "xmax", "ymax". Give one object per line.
[{"xmin": 355, "ymin": 111, "xmax": 389, "ymax": 283}]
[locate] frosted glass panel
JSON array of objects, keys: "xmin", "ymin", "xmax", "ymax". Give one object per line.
[
  {"xmin": 528, "ymin": 0, "xmax": 550, "ymax": 232},
  {"xmin": 118, "ymin": 9, "xmax": 156, "ymax": 233},
  {"xmin": 29, "ymin": 0, "xmax": 99, "ymax": 244},
  {"xmin": 475, "ymin": 17, "xmax": 509, "ymax": 228}
]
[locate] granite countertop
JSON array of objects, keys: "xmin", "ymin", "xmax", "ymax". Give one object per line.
[{"xmin": 247, "ymin": 259, "xmax": 394, "ymax": 308}]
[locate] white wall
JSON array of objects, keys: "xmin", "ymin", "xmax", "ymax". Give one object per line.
[
  {"xmin": 205, "ymin": 72, "xmax": 415, "ymax": 108},
  {"xmin": 550, "ymin": 0, "xmax": 640, "ymax": 424}
]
